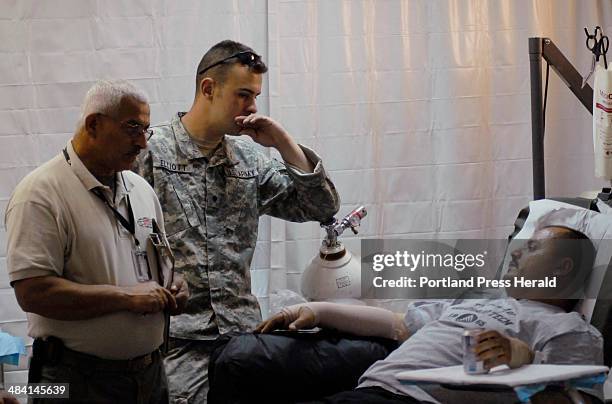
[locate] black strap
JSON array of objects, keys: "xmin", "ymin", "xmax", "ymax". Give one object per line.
[
  {"xmin": 62, "ymin": 147, "xmax": 70, "ymax": 164},
  {"xmin": 63, "ymin": 147, "xmax": 139, "ymax": 246},
  {"xmin": 91, "ymin": 188, "xmax": 138, "ymax": 246}
]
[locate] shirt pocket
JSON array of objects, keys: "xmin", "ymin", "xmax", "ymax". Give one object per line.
[{"xmin": 154, "ymin": 170, "xmax": 201, "ymax": 236}]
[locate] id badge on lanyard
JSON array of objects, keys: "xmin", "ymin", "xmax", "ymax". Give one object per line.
[{"xmin": 64, "ymin": 147, "xmax": 153, "ymax": 283}]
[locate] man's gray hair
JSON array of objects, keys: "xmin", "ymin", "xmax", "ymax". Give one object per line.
[{"xmin": 79, "ymin": 80, "xmax": 148, "ymax": 125}]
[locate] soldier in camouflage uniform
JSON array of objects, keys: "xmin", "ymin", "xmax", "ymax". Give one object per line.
[{"xmin": 134, "ymin": 40, "xmax": 340, "ymax": 403}]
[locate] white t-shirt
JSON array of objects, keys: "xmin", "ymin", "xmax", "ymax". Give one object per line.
[
  {"xmin": 358, "ymin": 298, "xmax": 604, "ymax": 403},
  {"xmin": 6, "ymin": 142, "xmax": 166, "ymax": 360}
]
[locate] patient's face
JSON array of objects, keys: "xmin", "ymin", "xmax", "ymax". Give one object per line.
[
  {"xmin": 504, "ymin": 227, "xmax": 570, "ymax": 298},
  {"xmin": 506, "ymin": 228, "xmax": 562, "ymax": 278}
]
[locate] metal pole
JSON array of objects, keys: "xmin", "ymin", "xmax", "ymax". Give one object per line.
[{"xmin": 529, "ymin": 37, "xmax": 545, "ymax": 200}]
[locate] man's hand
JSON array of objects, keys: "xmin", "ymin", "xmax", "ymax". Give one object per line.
[
  {"xmin": 475, "ymin": 330, "xmax": 533, "ymax": 369},
  {"xmin": 124, "ymin": 281, "xmax": 176, "ymax": 315},
  {"xmin": 168, "ymin": 273, "xmax": 189, "ymax": 315},
  {"xmin": 0, "ymin": 390, "xmax": 19, "ymax": 404},
  {"xmin": 235, "ymin": 114, "xmax": 314, "ymax": 172},
  {"xmin": 254, "ymin": 305, "xmax": 317, "ymax": 333},
  {"xmin": 235, "ymin": 114, "xmax": 289, "ymax": 148}
]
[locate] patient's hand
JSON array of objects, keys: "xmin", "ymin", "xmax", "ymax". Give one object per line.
[
  {"xmin": 255, "ymin": 304, "xmax": 317, "ymax": 333},
  {"xmin": 474, "ymin": 330, "xmax": 534, "ymax": 369}
]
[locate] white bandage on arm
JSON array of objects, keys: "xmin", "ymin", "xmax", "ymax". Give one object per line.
[{"xmin": 281, "ymin": 302, "xmax": 410, "ymax": 341}]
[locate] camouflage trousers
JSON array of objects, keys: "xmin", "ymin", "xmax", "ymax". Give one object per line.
[{"xmin": 164, "ymin": 338, "xmax": 216, "ymax": 404}]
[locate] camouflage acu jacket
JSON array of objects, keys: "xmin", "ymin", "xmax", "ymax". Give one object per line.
[{"xmin": 134, "ymin": 112, "xmax": 340, "ymax": 339}]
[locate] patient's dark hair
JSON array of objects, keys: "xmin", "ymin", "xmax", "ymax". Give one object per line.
[
  {"xmin": 544, "ymin": 226, "xmax": 596, "ymax": 310},
  {"xmin": 546, "ymin": 226, "xmax": 596, "ymax": 276},
  {"xmin": 195, "ymin": 40, "xmax": 268, "ymax": 93}
]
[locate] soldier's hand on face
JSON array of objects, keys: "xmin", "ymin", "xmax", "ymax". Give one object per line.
[
  {"xmin": 168, "ymin": 273, "xmax": 189, "ymax": 315},
  {"xmin": 125, "ymin": 281, "xmax": 176, "ymax": 315},
  {"xmin": 234, "ymin": 114, "xmax": 290, "ymax": 149},
  {"xmin": 474, "ymin": 330, "xmax": 533, "ymax": 369},
  {"xmin": 254, "ymin": 305, "xmax": 316, "ymax": 334}
]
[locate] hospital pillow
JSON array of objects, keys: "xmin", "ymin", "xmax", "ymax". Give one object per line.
[{"xmin": 499, "ymin": 199, "xmax": 612, "ymax": 321}]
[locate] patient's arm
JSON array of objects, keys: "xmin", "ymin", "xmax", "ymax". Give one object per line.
[{"xmin": 255, "ymin": 302, "xmax": 410, "ymax": 341}]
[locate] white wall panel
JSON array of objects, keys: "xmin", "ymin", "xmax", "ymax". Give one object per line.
[
  {"xmin": 37, "ymin": 134, "xmax": 73, "ymax": 163},
  {"xmin": 0, "ymin": 20, "xmax": 27, "ymax": 52},
  {"xmin": 382, "ymin": 202, "xmax": 438, "ymax": 234},
  {"xmin": 0, "ymin": 0, "xmax": 26, "ymax": 20},
  {"xmin": 376, "ymin": 102, "xmax": 431, "ymax": 134},
  {"xmin": 490, "ymin": 123, "xmax": 531, "ymax": 160},
  {"xmin": 371, "ymin": 34, "xmax": 428, "ymax": 71},
  {"xmin": 26, "ymin": 0, "xmax": 96, "ymax": 19},
  {"xmin": 0, "ymin": 168, "xmax": 36, "ymax": 199},
  {"xmin": 0, "ymin": 229, "xmax": 6, "ymax": 258},
  {"xmin": 435, "ymin": 163, "xmax": 492, "ymax": 200},
  {"xmin": 438, "ymin": 200, "xmax": 491, "ymax": 232},
  {"xmin": 0, "ymin": 290, "xmax": 25, "ymax": 323},
  {"xmin": 28, "ymin": 108, "xmax": 81, "ymax": 134},
  {"xmin": 96, "ymin": 49, "xmax": 158, "ymax": 79},
  {"xmin": 318, "ymin": 104, "xmax": 371, "ymax": 136},
  {"xmin": 0, "ymin": 54, "xmax": 29, "ymax": 85},
  {"xmin": 93, "ymin": 17, "xmax": 155, "ymax": 49},
  {"xmin": 489, "ymin": 66, "xmax": 530, "ymax": 95},
  {"xmin": 0, "ymin": 258, "xmax": 9, "ymax": 288},
  {"xmin": 318, "ymin": 135, "xmax": 375, "ymax": 171},
  {"xmin": 34, "ymin": 83, "xmax": 92, "ymax": 109},
  {"xmin": 95, "ymin": 0, "xmax": 154, "ymax": 18},
  {"xmin": 0, "ymin": 136, "xmax": 39, "ymax": 169},
  {"xmin": 30, "ymin": 52, "xmax": 96, "ymax": 84},
  {"xmin": 382, "ymin": 166, "xmax": 435, "ymax": 202},
  {"xmin": 489, "ymin": 94, "xmax": 531, "ymax": 125},
  {"xmin": 493, "ymin": 160, "xmax": 533, "ymax": 197},
  {"xmin": 491, "ymin": 197, "xmax": 531, "ymax": 227},
  {"xmin": 158, "ymin": 49, "xmax": 195, "ymax": 77},
  {"xmin": 431, "ymin": 127, "xmax": 490, "ymax": 164},
  {"xmin": 330, "ymin": 170, "xmax": 377, "ymax": 205},
  {"xmin": 0, "ymin": 86, "xmax": 34, "ymax": 111},
  {"xmin": 30, "ymin": 19, "xmax": 93, "ymax": 52},
  {"xmin": 0, "ymin": 109, "xmax": 31, "ymax": 136},
  {"xmin": 373, "ymin": 71, "xmax": 414, "ymax": 103},
  {"xmin": 380, "ymin": 131, "xmax": 433, "ymax": 166}
]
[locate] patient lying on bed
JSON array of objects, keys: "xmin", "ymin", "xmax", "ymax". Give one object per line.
[{"xmin": 256, "ymin": 226, "xmax": 604, "ymax": 404}]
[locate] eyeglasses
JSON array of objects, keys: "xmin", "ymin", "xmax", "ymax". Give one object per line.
[
  {"xmin": 122, "ymin": 120, "xmax": 154, "ymax": 140},
  {"xmin": 197, "ymin": 51, "xmax": 262, "ymax": 76},
  {"xmin": 100, "ymin": 114, "xmax": 153, "ymax": 139}
]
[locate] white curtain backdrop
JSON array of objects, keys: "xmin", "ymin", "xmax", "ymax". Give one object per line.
[
  {"xmin": 1, "ymin": 0, "xmax": 611, "ymax": 384},
  {"xmin": 264, "ymin": 0, "xmax": 611, "ymax": 313}
]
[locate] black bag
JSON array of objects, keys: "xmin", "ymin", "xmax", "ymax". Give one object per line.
[{"xmin": 208, "ymin": 330, "xmax": 398, "ymax": 404}]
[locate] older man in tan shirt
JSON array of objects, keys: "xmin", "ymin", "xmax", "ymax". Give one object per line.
[{"xmin": 5, "ymin": 80, "xmax": 188, "ymax": 403}]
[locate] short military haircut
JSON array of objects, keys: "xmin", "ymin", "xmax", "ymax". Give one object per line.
[
  {"xmin": 195, "ymin": 40, "xmax": 268, "ymax": 90},
  {"xmin": 544, "ymin": 226, "xmax": 596, "ymax": 282},
  {"xmin": 79, "ymin": 80, "xmax": 148, "ymax": 126}
]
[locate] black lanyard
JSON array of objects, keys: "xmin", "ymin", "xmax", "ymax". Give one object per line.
[{"xmin": 63, "ymin": 148, "xmax": 139, "ymax": 247}]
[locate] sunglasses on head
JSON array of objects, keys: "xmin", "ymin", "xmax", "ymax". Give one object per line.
[{"xmin": 197, "ymin": 51, "xmax": 261, "ymax": 76}]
